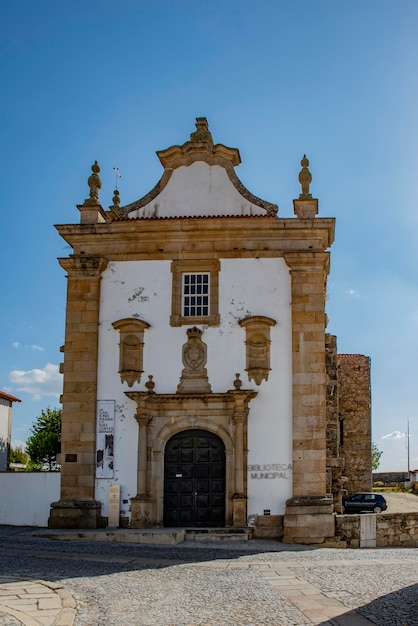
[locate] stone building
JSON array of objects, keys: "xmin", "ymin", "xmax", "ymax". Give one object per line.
[
  {"xmin": 338, "ymin": 354, "xmax": 372, "ymax": 494},
  {"xmin": 49, "ymin": 118, "xmax": 371, "ymax": 542},
  {"xmin": 325, "ymin": 343, "xmax": 371, "ymax": 513}
]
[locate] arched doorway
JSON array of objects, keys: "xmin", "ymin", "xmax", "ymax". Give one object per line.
[{"xmin": 164, "ymin": 429, "xmax": 226, "ymax": 527}]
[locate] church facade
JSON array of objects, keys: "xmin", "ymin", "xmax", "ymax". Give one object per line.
[{"xmin": 49, "ymin": 118, "xmax": 371, "ymax": 543}]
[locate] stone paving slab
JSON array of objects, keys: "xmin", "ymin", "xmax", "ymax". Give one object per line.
[
  {"xmin": 0, "ymin": 577, "xmax": 76, "ymax": 626},
  {"xmin": 0, "ymin": 559, "xmax": 381, "ymax": 626},
  {"xmin": 0, "ymin": 529, "xmax": 417, "ymax": 625}
]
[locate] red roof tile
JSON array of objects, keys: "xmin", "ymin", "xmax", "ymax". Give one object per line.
[{"xmin": 0, "ymin": 390, "xmax": 22, "ymax": 403}]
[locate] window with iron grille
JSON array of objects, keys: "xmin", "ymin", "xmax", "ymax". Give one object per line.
[{"xmin": 182, "ymin": 273, "xmax": 210, "ymax": 317}]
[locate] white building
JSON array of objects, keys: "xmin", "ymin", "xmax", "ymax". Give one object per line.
[
  {"xmin": 0, "ymin": 390, "xmax": 21, "ymax": 471},
  {"xmin": 51, "ymin": 118, "xmax": 339, "ymax": 543}
]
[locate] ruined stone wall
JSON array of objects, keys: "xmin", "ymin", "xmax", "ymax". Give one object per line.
[
  {"xmin": 338, "ymin": 354, "xmax": 372, "ymax": 495},
  {"xmin": 325, "ymin": 334, "xmax": 343, "ymax": 512}
]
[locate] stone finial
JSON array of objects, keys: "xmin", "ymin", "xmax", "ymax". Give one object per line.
[
  {"xmin": 84, "ymin": 160, "xmax": 102, "ymax": 205},
  {"xmin": 112, "ymin": 188, "xmax": 120, "ymax": 208},
  {"xmin": 234, "ymin": 373, "xmax": 242, "ymax": 390},
  {"xmin": 298, "ymin": 155, "xmax": 312, "ymax": 199},
  {"xmin": 108, "ymin": 188, "xmax": 121, "ymax": 220},
  {"xmin": 145, "ymin": 375, "xmax": 155, "ymax": 394},
  {"xmin": 108, "ymin": 167, "xmax": 122, "ymax": 220},
  {"xmin": 293, "ymin": 154, "xmax": 318, "ymax": 218},
  {"xmin": 190, "ymin": 117, "xmax": 213, "ymax": 144},
  {"xmin": 78, "ymin": 160, "xmax": 109, "ymax": 223}
]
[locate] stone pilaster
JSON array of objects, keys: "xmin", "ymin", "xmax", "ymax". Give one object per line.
[
  {"xmin": 283, "ymin": 252, "xmax": 334, "ymax": 543},
  {"xmin": 232, "ymin": 412, "xmax": 245, "ymax": 495},
  {"xmin": 232, "ymin": 410, "xmax": 247, "ymax": 527},
  {"xmin": 135, "ymin": 413, "xmax": 152, "ymax": 495},
  {"xmin": 48, "ymin": 255, "xmax": 107, "ymax": 529},
  {"xmin": 130, "ymin": 413, "xmax": 157, "ymax": 528}
]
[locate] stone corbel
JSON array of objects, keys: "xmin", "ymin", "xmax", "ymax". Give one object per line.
[
  {"xmin": 112, "ymin": 318, "xmax": 150, "ymax": 387},
  {"xmin": 239, "ymin": 316, "xmax": 276, "ymax": 385}
]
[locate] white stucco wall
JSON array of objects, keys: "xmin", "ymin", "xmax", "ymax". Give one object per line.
[
  {"xmin": 0, "ymin": 400, "xmax": 12, "ymax": 472},
  {"xmin": 128, "ymin": 162, "xmax": 267, "ymax": 218},
  {"xmin": 0, "ymin": 473, "xmax": 60, "ymax": 526},
  {"xmin": 96, "ymin": 257, "xmax": 292, "ymax": 522}
]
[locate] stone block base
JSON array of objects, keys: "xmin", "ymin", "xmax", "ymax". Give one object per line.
[
  {"xmin": 232, "ymin": 495, "xmax": 247, "ymax": 527},
  {"xmin": 252, "ymin": 515, "xmax": 284, "ymax": 539},
  {"xmin": 130, "ymin": 495, "xmax": 157, "ymax": 528},
  {"xmin": 48, "ymin": 500, "xmax": 106, "ymax": 529},
  {"xmin": 283, "ymin": 496, "xmax": 335, "ymax": 544}
]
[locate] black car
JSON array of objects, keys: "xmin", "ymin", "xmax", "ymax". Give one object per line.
[{"xmin": 342, "ymin": 492, "xmax": 387, "ymax": 514}]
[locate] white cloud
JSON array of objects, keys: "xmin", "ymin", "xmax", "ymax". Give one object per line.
[
  {"xmin": 9, "ymin": 363, "xmax": 62, "ymax": 400},
  {"xmin": 346, "ymin": 288, "xmax": 360, "ymax": 298},
  {"xmin": 12, "ymin": 341, "xmax": 45, "ymax": 352},
  {"xmin": 11, "ymin": 342, "xmax": 45, "ymax": 351},
  {"xmin": 381, "ymin": 430, "xmax": 406, "ymax": 440}
]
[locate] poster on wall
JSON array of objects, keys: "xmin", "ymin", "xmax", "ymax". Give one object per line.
[{"xmin": 96, "ymin": 400, "xmax": 115, "ymax": 478}]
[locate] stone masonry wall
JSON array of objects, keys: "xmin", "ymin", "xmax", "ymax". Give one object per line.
[
  {"xmin": 338, "ymin": 354, "xmax": 372, "ymax": 495},
  {"xmin": 336, "ymin": 513, "xmax": 418, "ymax": 548},
  {"xmin": 373, "ymin": 472, "xmax": 409, "ymax": 484}
]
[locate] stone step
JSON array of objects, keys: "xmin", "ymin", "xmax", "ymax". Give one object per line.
[
  {"xmin": 185, "ymin": 528, "xmax": 252, "ymax": 542},
  {"xmin": 40, "ymin": 528, "xmax": 186, "ymax": 545},
  {"xmin": 39, "ymin": 526, "xmax": 253, "ymax": 545}
]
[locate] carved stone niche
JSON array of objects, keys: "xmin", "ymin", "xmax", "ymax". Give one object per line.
[
  {"xmin": 239, "ymin": 316, "xmax": 276, "ymax": 386},
  {"xmin": 112, "ymin": 318, "xmax": 150, "ymax": 387}
]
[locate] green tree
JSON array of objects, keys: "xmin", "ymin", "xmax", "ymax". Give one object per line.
[
  {"xmin": 9, "ymin": 445, "xmax": 28, "ymax": 465},
  {"xmin": 26, "ymin": 407, "xmax": 61, "ymax": 471},
  {"xmin": 371, "ymin": 441, "xmax": 383, "ymax": 471}
]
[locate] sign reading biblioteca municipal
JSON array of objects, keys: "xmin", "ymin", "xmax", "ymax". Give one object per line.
[{"xmin": 248, "ymin": 463, "xmax": 292, "ymax": 479}]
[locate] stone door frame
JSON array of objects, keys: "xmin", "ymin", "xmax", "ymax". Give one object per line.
[
  {"xmin": 125, "ymin": 390, "xmax": 257, "ymax": 528},
  {"xmin": 163, "ymin": 428, "xmax": 227, "ymax": 527}
]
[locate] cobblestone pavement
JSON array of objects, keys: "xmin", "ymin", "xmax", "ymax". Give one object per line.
[{"xmin": 0, "ymin": 526, "xmax": 416, "ymax": 626}]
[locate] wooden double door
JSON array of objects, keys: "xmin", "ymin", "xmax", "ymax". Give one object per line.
[{"xmin": 163, "ymin": 429, "xmax": 226, "ymax": 527}]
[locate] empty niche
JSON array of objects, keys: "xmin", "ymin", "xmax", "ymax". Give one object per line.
[
  {"xmin": 239, "ymin": 316, "xmax": 276, "ymax": 385},
  {"xmin": 112, "ymin": 318, "xmax": 150, "ymax": 387}
]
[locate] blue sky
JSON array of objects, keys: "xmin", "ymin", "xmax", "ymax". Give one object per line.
[{"xmin": 1, "ymin": 1, "xmax": 418, "ymax": 472}]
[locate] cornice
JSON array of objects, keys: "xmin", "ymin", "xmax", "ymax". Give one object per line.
[
  {"xmin": 58, "ymin": 255, "xmax": 108, "ymax": 277},
  {"xmin": 284, "ymin": 251, "xmax": 331, "ymax": 274},
  {"xmin": 55, "ymin": 216, "xmax": 335, "ymax": 260},
  {"xmin": 125, "ymin": 390, "xmax": 258, "ymax": 412}
]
